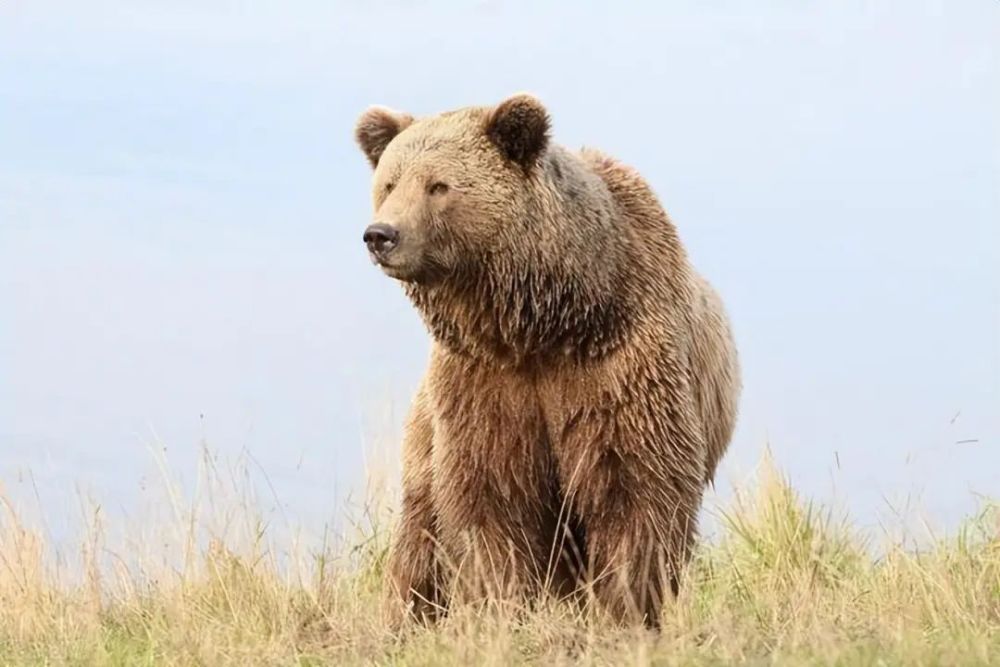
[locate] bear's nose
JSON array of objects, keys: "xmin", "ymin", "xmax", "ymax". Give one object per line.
[{"xmin": 363, "ymin": 223, "xmax": 400, "ymax": 256}]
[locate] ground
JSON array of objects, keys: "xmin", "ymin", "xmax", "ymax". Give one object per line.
[{"xmin": 1, "ymin": 453, "xmax": 997, "ymax": 666}]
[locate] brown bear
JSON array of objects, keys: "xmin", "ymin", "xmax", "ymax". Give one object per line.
[{"xmin": 354, "ymin": 94, "xmax": 740, "ymax": 627}]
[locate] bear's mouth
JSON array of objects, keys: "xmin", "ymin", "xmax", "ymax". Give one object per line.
[
  {"xmin": 380, "ymin": 263, "xmax": 404, "ymax": 278},
  {"xmin": 374, "ymin": 257, "xmax": 416, "ymax": 282},
  {"xmin": 376, "ymin": 256, "xmax": 445, "ymax": 285},
  {"xmin": 368, "ymin": 250, "xmax": 402, "ymax": 273}
]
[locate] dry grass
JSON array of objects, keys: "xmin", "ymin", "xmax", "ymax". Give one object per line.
[{"xmin": 1, "ymin": 449, "xmax": 997, "ymax": 666}]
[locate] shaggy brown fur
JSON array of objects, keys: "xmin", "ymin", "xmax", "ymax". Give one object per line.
[{"xmin": 354, "ymin": 94, "xmax": 740, "ymax": 627}]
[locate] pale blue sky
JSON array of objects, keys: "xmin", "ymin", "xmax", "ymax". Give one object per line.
[{"xmin": 1, "ymin": 1, "xmax": 997, "ymax": 540}]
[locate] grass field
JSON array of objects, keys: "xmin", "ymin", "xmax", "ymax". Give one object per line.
[{"xmin": 1, "ymin": 451, "xmax": 997, "ymax": 666}]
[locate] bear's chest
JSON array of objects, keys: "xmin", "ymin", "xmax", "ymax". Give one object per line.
[
  {"xmin": 426, "ymin": 357, "xmax": 568, "ymax": 534},
  {"xmin": 426, "ymin": 354, "xmax": 606, "ymax": 469},
  {"xmin": 429, "ymin": 358, "xmax": 553, "ymax": 456}
]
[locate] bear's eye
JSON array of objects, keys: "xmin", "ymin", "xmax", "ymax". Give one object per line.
[
  {"xmin": 383, "ymin": 181, "xmax": 395, "ymax": 194},
  {"xmin": 428, "ymin": 182, "xmax": 449, "ymax": 196}
]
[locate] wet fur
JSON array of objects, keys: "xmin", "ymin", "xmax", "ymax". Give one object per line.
[{"xmin": 359, "ymin": 97, "xmax": 740, "ymax": 627}]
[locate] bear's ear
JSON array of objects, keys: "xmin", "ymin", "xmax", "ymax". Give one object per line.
[
  {"xmin": 485, "ymin": 93, "xmax": 550, "ymax": 169},
  {"xmin": 354, "ymin": 106, "xmax": 414, "ymax": 168}
]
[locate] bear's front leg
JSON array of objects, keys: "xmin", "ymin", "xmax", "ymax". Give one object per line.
[
  {"xmin": 383, "ymin": 384, "xmax": 442, "ymax": 628},
  {"xmin": 579, "ymin": 467, "xmax": 701, "ymax": 627},
  {"xmin": 432, "ymin": 432, "xmax": 562, "ymax": 609},
  {"xmin": 556, "ymin": 402, "xmax": 707, "ymax": 628}
]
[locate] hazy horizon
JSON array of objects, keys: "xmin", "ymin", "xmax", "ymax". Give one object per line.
[{"xmin": 2, "ymin": 1, "xmax": 997, "ymax": 542}]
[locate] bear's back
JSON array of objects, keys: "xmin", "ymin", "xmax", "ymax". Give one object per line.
[
  {"xmin": 575, "ymin": 148, "xmax": 689, "ymax": 276},
  {"xmin": 577, "ymin": 147, "xmax": 740, "ymax": 482}
]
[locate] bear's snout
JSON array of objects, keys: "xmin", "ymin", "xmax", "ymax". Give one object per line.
[{"xmin": 363, "ymin": 222, "xmax": 400, "ymax": 259}]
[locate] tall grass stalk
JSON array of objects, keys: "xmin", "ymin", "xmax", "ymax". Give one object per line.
[{"xmin": 1, "ymin": 450, "xmax": 997, "ymax": 665}]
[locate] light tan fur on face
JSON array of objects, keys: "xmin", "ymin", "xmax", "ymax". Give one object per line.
[{"xmin": 355, "ymin": 95, "xmax": 741, "ymax": 628}]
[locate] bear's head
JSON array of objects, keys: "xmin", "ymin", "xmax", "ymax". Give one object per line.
[
  {"xmin": 354, "ymin": 93, "xmax": 550, "ymax": 284},
  {"xmin": 354, "ymin": 94, "xmax": 635, "ymax": 362}
]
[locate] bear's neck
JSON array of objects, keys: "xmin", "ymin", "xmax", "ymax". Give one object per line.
[{"xmin": 404, "ymin": 257, "xmax": 632, "ymax": 367}]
